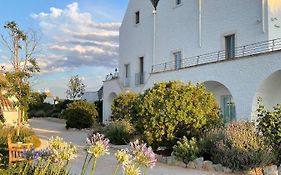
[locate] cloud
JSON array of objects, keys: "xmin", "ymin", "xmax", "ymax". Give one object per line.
[{"xmin": 32, "ymin": 2, "xmax": 120, "ymax": 73}]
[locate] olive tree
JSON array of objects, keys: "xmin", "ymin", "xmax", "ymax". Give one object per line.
[{"xmin": 138, "ymin": 81, "xmax": 221, "ymax": 148}]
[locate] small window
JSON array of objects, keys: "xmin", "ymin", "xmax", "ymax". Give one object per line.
[
  {"xmin": 125, "ymin": 64, "xmax": 129, "ymax": 78},
  {"xmin": 176, "ymin": 0, "xmax": 182, "ymax": 5},
  {"xmin": 135, "ymin": 11, "xmax": 140, "ymax": 24},
  {"xmin": 174, "ymin": 51, "xmax": 182, "ymax": 69},
  {"xmin": 225, "ymin": 34, "xmax": 235, "ymax": 59},
  {"xmin": 139, "ymin": 57, "xmax": 144, "ymax": 73}
]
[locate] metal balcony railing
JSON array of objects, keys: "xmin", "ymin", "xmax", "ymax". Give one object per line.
[
  {"xmin": 152, "ymin": 38, "xmax": 281, "ymax": 73},
  {"xmin": 135, "ymin": 72, "xmax": 145, "ymax": 86}
]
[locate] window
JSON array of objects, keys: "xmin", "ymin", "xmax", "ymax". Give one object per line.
[
  {"xmin": 174, "ymin": 51, "xmax": 182, "ymax": 69},
  {"xmin": 176, "ymin": 0, "xmax": 182, "ymax": 5},
  {"xmin": 139, "ymin": 57, "xmax": 144, "ymax": 84},
  {"xmin": 125, "ymin": 64, "xmax": 129, "ymax": 78},
  {"xmin": 221, "ymin": 95, "xmax": 236, "ymax": 124},
  {"xmin": 225, "ymin": 34, "xmax": 235, "ymax": 59},
  {"xmin": 139, "ymin": 57, "xmax": 144, "ymax": 73},
  {"xmin": 124, "ymin": 64, "xmax": 130, "ymax": 87},
  {"xmin": 135, "ymin": 11, "xmax": 140, "ymax": 24}
]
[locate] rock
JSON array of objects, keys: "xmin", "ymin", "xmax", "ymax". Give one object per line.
[
  {"xmin": 167, "ymin": 156, "xmax": 175, "ymax": 165},
  {"xmin": 278, "ymin": 165, "xmax": 281, "ymax": 175},
  {"xmin": 186, "ymin": 161, "xmax": 196, "ymax": 169},
  {"xmin": 214, "ymin": 164, "xmax": 223, "ymax": 172},
  {"xmin": 193, "ymin": 157, "xmax": 204, "ymax": 169},
  {"xmin": 174, "ymin": 160, "xmax": 186, "ymax": 168},
  {"xmin": 263, "ymin": 165, "xmax": 278, "ymax": 175},
  {"xmin": 202, "ymin": 161, "xmax": 214, "ymax": 171},
  {"xmin": 223, "ymin": 167, "xmax": 232, "ymax": 173}
]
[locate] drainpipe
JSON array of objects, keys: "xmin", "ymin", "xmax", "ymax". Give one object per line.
[
  {"xmin": 152, "ymin": 9, "xmax": 157, "ymax": 72},
  {"xmin": 199, "ymin": 0, "xmax": 202, "ymax": 47},
  {"xmin": 262, "ymin": 0, "xmax": 265, "ymax": 33}
]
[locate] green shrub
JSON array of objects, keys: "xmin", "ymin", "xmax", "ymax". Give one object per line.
[
  {"xmin": 103, "ymin": 119, "xmax": 135, "ymax": 145},
  {"xmin": 138, "ymin": 81, "xmax": 221, "ymax": 148},
  {"xmin": 202, "ymin": 122, "xmax": 274, "ymax": 171},
  {"xmin": 257, "ymin": 103, "xmax": 281, "ymax": 164},
  {"xmin": 111, "ymin": 92, "xmax": 138, "ymax": 121},
  {"xmin": 63, "ymin": 101, "xmax": 98, "ymax": 129},
  {"xmin": 172, "ymin": 137, "xmax": 199, "ymax": 165},
  {"xmin": 94, "ymin": 101, "xmax": 103, "ymax": 123}
]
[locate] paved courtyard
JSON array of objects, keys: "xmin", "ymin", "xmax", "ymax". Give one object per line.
[{"xmin": 29, "ymin": 118, "xmax": 235, "ymax": 175}]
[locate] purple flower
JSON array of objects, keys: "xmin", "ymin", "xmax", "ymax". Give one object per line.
[
  {"xmin": 85, "ymin": 133, "xmax": 110, "ymax": 158},
  {"xmin": 130, "ymin": 140, "xmax": 157, "ymax": 168},
  {"xmin": 22, "ymin": 148, "xmax": 51, "ymax": 160}
]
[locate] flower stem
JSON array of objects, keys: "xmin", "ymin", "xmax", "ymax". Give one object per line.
[
  {"xmin": 113, "ymin": 163, "xmax": 120, "ymax": 175},
  {"xmin": 81, "ymin": 155, "xmax": 93, "ymax": 175},
  {"xmin": 90, "ymin": 158, "xmax": 97, "ymax": 175}
]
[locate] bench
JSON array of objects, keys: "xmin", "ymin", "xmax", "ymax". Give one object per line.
[{"xmin": 7, "ymin": 134, "xmax": 33, "ymax": 165}]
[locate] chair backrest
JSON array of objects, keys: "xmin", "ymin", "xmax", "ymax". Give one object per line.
[{"xmin": 7, "ymin": 133, "xmax": 12, "ymax": 148}]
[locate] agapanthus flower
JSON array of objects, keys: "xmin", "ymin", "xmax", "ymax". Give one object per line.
[
  {"xmin": 130, "ymin": 140, "xmax": 157, "ymax": 168},
  {"xmin": 123, "ymin": 163, "xmax": 141, "ymax": 175},
  {"xmin": 115, "ymin": 149, "xmax": 131, "ymax": 165},
  {"xmin": 85, "ymin": 133, "xmax": 110, "ymax": 158},
  {"xmin": 22, "ymin": 148, "xmax": 51, "ymax": 160},
  {"xmin": 48, "ymin": 136, "xmax": 77, "ymax": 162}
]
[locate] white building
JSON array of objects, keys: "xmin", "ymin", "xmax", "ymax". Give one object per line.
[
  {"xmin": 103, "ymin": 0, "xmax": 281, "ymax": 123},
  {"xmin": 82, "ymin": 91, "xmax": 100, "ymax": 102}
]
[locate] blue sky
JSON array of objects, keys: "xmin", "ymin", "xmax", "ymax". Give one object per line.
[{"xmin": 0, "ymin": 0, "xmax": 128, "ymax": 98}]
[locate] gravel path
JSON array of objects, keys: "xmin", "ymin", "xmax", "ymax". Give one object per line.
[{"xmin": 29, "ymin": 118, "xmax": 235, "ymax": 175}]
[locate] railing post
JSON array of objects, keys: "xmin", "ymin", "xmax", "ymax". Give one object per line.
[
  {"xmin": 242, "ymin": 46, "xmax": 246, "ymax": 56},
  {"xmin": 272, "ymin": 39, "xmax": 275, "ymax": 51},
  {"xmin": 164, "ymin": 63, "xmax": 167, "ymax": 71},
  {"xmin": 217, "ymin": 51, "xmax": 220, "ymax": 61},
  {"xmin": 197, "ymin": 56, "xmax": 200, "ymax": 65},
  {"xmin": 152, "ymin": 66, "xmax": 154, "ymax": 73}
]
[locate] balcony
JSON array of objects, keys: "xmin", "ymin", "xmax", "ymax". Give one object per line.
[
  {"xmin": 135, "ymin": 72, "xmax": 145, "ymax": 86},
  {"xmin": 152, "ymin": 38, "xmax": 281, "ymax": 73},
  {"xmin": 105, "ymin": 69, "xmax": 119, "ymax": 81}
]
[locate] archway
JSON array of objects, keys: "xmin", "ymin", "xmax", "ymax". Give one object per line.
[
  {"xmin": 203, "ymin": 81, "xmax": 236, "ymax": 123},
  {"xmin": 104, "ymin": 92, "xmax": 117, "ymax": 122},
  {"xmin": 252, "ymin": 70, "xmax": 281, "ymax": 120}
]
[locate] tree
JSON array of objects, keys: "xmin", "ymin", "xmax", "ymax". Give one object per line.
[
  {"xmin": 66, "ymin": 75, "xmax": 86, "ymax": 100},
  {"xmin": 0, "ymin": 21, "xmax": 40, "ymax": 135},
  {"xmin": 138, "ymin": 81, "xmax": 221, "ymax": 149}
]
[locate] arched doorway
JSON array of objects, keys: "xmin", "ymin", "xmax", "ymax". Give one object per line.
[
  {"xmin": 252, "ymin": 70, "xmax": 281, "ymax": 120},
  {"xmin": 203, "ymin": 81, "xmax": 236, "ymax": 123},
  {"xmin": 104, "ymin": 92, "xmax": 117, "ymax": 122}
]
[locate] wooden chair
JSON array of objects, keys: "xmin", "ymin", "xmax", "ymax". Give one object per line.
[{"xmin": 7, "ymin": 134, "xmax": 33, "ymax": 165}]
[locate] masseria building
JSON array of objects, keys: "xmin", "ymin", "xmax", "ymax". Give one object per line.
[{"xmin": 103, "ymin": 0, "xmax": 281, "ymax": 123}]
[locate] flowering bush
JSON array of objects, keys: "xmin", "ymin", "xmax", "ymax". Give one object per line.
[
  {"xmin": 202, "ymin": 122, "xmax": 274, "ymax": 171},
  {"xmin": 172, "ymin": 137, "xmax": 199, "ymax": 165},
  {"xmin": 257, "ymin": 103, "xmax": 281, "ymax": 164}
]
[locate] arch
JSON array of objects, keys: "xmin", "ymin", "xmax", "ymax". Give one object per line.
[
  {"xmin": 251, "ymin": 69, "xmax": 281, "ymax": 120},
  {"xmin": 103, "ymin": 92, "xmax": 117, "ymax": 123},
  {"xmin": 203, "ymin": 81, "xmax": 236, "ymax": 123}
]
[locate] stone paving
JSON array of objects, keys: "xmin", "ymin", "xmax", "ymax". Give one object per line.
[{"xmin": 29, "ymin": 118, "xmax": 236, "ymax": 175}]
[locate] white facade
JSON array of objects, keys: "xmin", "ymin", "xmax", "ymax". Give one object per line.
[
  {"xmin": 82, "ymin": 92, "xmax": 99, "ymax": 102},
  {"xmin": 103, "ymin": 0, "xmax": 281, "ymax": 123}
]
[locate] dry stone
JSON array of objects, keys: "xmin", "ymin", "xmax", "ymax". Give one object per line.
[
  {"xmin": 202, "ymin": 161, "xmax": 214, "ymax": 171},
  {"xmin": 223, "ymin": 167, "xmax": 232, "ymax": 173},
  {"xmin": 214, "ymin": 164, "xmax": 223, "ymax": 172},
  {"xmin": 186, "ymin": 161, "xmax": 196, "ymax": 169},
  {"xmin": 263, "ymin": 165, "xmax": 278, "ymax": 175},
  {"xmin": 193, "ymin": 157, "xmax": 204, "ymax": 169}
]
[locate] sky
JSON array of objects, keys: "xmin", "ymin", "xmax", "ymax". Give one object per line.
[{"xmin": 0, "ymin": 0, "xmax": 129, "ymax": 98}]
